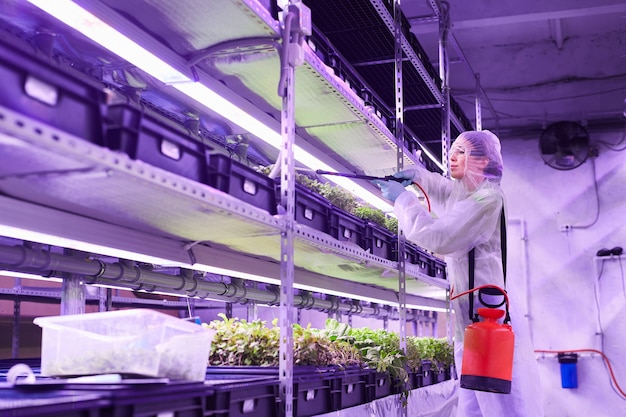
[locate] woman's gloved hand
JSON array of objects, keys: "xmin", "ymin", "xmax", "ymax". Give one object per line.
[
  {"xmin": 393, "ymin": 170, "xmax": 416, "ymax": 187},
  {"xmin": 372, "ymin": 180, "xmax": 407, "ymax": 202}
]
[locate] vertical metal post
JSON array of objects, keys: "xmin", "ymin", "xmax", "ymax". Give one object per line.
[
  {"xmin": 438, "ymin": 2, "xmax": 451, "ymax": 176},
  {"xmin": 393, "ymin": 8, "xmax": 407, "ymax": 416},
  {"xmin": 60, "ymin": 274, "xmax": 86, "ymax": 315},
  {"xmin": 225, "ymin": 302, "xmax": 233, "ymax": 319},
  {"xmin": 278, "ymin": 3, "xmax": 304, "ymax": 416},
  {"xmin": 475, "ymin": 74, "xmax": 482, "ymax": 131},
  {"xmin": 106, "ymin": 288, "xmax": 113, "ymax": 311},
  {"xmin": 61, "ymin": 250, "xmax": 85, "ymax": 316},
  {"xmin": 446, "ymin": 289, "xmax": 453, "ymax": 340},
  {"xmin": 98, "ymin": 287, "xmax": 107, "ymax": 312},
  {"xmin": 247, "ymin": 282, "xmax": 258, "ymax": 321},
  {"xmin": 12, "ymin": 299, "xmax": 20, "ymax": 358}
]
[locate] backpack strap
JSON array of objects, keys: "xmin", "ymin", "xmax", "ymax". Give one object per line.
[{"xmin": 468, "ymin": 205, "xmax": 508, "ymax": 322}]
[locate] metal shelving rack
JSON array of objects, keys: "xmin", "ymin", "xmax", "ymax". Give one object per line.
[{"xmin": 0, "ymin": 0, "xmax": 455, "ymax": 416}]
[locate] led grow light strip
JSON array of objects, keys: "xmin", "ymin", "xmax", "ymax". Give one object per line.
[
  {"xmin": 26, "ymin": 0, "xmax": 188, "ymax": 84},
  {"xmin": 0, "ymin": 270, "xmax": 63, "ymax": 283},
  {"xmin": 27, "ymin": 0, "xmax": 393, "ymax": 212},
  {"xmin": 0, "ymin": 225, "xmax": 187, "ymax": 267}
]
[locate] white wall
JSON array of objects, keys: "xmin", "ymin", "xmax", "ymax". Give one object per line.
[{"xmin": 501, "ymin": 129, "xmax": 626, "ymax": 416}]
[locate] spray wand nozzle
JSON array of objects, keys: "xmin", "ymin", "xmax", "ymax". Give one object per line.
[
  {"xmin": 314, "ymin": 170, "xmax": 404, "ymax": 183},
  {"xmin": 315, "ymin": 169, "xmax": 432, "ymax": 212}
]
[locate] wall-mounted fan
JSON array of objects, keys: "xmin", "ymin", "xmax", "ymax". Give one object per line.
[{"xmin": 539, "ymin": 121, "xmax": 591, "ymax": 170}]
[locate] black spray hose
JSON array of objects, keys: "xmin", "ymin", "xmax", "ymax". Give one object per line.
[
  {"xmin": 315, "ymin": 170, "xmax": 431, "ymax": 212},
  {"xmin": 315, "ymin": 169, "xmax": 404, "ymax": 183}
]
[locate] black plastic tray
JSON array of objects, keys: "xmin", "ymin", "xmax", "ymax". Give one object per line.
[
  {"xmin": 329, "ymin": 207, "xmax": 366, "ymax": 248},
  {"xmin": 105, "ymin": 104, "xmax": 213, "ymax": 184},
  {"xmin": 204, "ymin": 376, "xmax": 279, "ymax": 417},
  {"xmin": 207, "ymin": 154, "xmax": 278, "ymax": 215},
  {"xmin": 0, "ymin": 36, "xmax": 106, "ymax": 143},
  {"xmin": 332, "ymin": 367, "xmax": 373, "ymax": 410},
  {"xmin": 0, "ymin": 388, "xmax": 109, "ymax": 417},
  {"xmin": 363, "ymin": 222, "xmax": 395, "ymax": 259}
]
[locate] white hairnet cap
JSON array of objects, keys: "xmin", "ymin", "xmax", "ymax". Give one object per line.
[{"xmin": 457, "ymin": 129, "xmax": 503, "ymax": 182}]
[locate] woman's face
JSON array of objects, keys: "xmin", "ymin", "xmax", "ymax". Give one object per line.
[
  {"xmin": 449, "ymin": 137, "xmax": 488, "ymax": 181},
  {"xmin": 449, "ymin": 138, "xmax": 470, "ymax": 180}
]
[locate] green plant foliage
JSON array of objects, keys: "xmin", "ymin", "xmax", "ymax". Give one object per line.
[
  {"xmin": 384, "ymin": 216, "xmax": 398, "ymax": 234},
  {"xmin": 352, "ymin": 205, "xmax": 387, "ymax": 227},
  {"xmin": 324, "ymin": 319, "xmax": 410, "ymax": 403},
  {"xmin": 408, "ymin": 336, "xmax": 454, "ymax": 371},
  {"xmin": 207, "ymin": 314, "xmax": 279, "ymax": 366},
  {"xmin": 257, "ymin": 165, "xmax": 399, "ymax": 234},
  {"xmin": 317, "ymin": 182, "xmax": 358, "ymax": 213},
  {"xmin": 255, "ymin": 165, "xmax": 322, "ymax": 193},
  {"xmin": 207, "ymin": 315, "xmax": 363, "ymax": 368}
]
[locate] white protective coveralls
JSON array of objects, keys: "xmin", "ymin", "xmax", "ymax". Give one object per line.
[{"xmin": 377, "ymin": 131, "xmax": 544, "ymax": 417}]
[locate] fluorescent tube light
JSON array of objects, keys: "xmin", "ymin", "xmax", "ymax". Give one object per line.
[
  {"xmin": 0, "ymin": 270, "xmax": 63, "ymax": 283},
  {"xmin": 294, "ymin": 283, "xmax": 447, "ymax": 312},
  {"xmin": 1, "ymin": 225, "xmax": 187, "ymax": 267},
  {"xmin": 27, "ymin": 0, "xmax": 189, "ymax": 84},
  {"xmin": 191, "ymin": 263, "xmax": 281, "ymax": 286},
  {"xmin": 405, "ymin": 303, "xmax": 449, "ymax": 313},
  {"xmin": 27, "ymin": 0, "xmax": 393, "ymax": 212}
]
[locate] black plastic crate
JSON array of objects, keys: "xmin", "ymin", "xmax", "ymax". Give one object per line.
[
  {"xmin": 104, "ymin": 104, "xmax": 212, "ymax": 184},
  {"xmin": 413, "ymin": 247, "xmax": 432, "ymax": 276},
  {"xmin": 433, "ymin": 367, "xmax": 447, "ymax": 384},
  {"xmin": 38, "ymin": 380, "xmax": 208, "ymax": 417},
  {"xmin": 204, "ymin": 376, "xmax": 279, "ymax": 417},
  {"xmin": 101, "ymin": 382, "xmax": 207, "ymax": 417},
  {"xmin": 429, "ymin": 255, "xmax": 447, "ymax": 280},
  {"xmin": 0, "ymin": 388, "xmax": 109, "ymax": 417},
  {"xmin": 203, "ymin": 366, "xmax": 336, "ymax": 417},
  {"xmin": 329, "ymin": 207, "xmax": 366, "ymax": 248},
  {"xmin": 291, "ymin": 374, "xmax": 335, "ymax": 417},
  {"xmin": 0, "ymin": 36, "xmax": 106, "ymax": 143},
  {"xmin": 207, "ymin": 154, "xmax": 278, "ymax": 214},
  {"xmin": 369, "ymin": 372, "xmax": 394, "ymax": 400},
  {"xmin": 363, "ymin": 223, "xmax": 395, "ymax": 259},
  {"xmin": 286, "ymin": 183, "xmax": 332, "ymax": 234},
  {"xmin": 390, "ymin": 239, "xmax": 418, "ymax": 264},
  {"xmin": 408, "ymin": 369, "xmax": 423, "ymax": 390},
  {"xmin": 420, "ymin": 360, "xmax": 435, "ymax": 387},
  {"xmin": 331, "ymin": 367, "xmax": 373, "ymax": 410}
]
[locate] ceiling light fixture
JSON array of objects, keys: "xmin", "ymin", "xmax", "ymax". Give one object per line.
[{"xmin": 27, "ymin": 0, "xmax": 393, "ymax": 213}]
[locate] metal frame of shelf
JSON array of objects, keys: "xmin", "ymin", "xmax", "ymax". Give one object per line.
[{"xmin": 0, "ymin": 1, "xmax": 456, "ymax": 415}]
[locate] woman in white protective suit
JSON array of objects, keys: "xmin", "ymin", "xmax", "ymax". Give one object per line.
[{"xmin": 373, "ymin": 130, "xmax": 544, "ymax": 417}]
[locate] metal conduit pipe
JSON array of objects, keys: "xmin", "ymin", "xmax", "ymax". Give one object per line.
[{"xmin": 0, "ymin": 243, "xmax": 428, "ymax": 321}]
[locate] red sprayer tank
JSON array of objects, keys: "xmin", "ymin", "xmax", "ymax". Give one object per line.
[{"xmin": 460, "ymin": 307, "xmax": 514, "ymax": 394}]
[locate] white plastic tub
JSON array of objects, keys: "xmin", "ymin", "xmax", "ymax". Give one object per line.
[{"xmin": 34, "ymin": 309, "xmax": 215, "ymax": 381}]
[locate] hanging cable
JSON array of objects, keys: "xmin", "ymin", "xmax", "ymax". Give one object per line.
[
  {"xmin": 595, "ymin": 122, "xmax": 626, "ymax": 152},
  {"xmin": 571, "ymin": 157, "xmax": 600, "ymax": 230},
  {"xmin": 593, "ymin": 259, "xmax": 607, "ymax": 353},
  {"xmin": 277, "ymin": 11, "xmax": 296, "ymax": 97},
  {"xmin": 534, "ymin": 349, "xmax": 626, "ymax": 399}
]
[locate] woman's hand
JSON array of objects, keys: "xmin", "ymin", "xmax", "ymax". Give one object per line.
[
  {"xmin": 372, "ymin": 180, "xmax": 407, "ymax": 202},
  {"xmin": 393, "ymin": 170, "xmax": 416, "ymax": 187}
]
